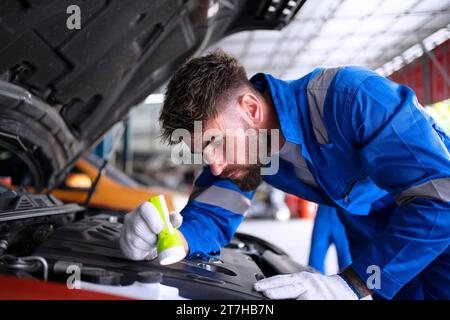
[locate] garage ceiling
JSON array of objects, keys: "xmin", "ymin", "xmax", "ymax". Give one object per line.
[{"xmin": 211, "ymin": 0, "xmax": 450, "ymax": 79}]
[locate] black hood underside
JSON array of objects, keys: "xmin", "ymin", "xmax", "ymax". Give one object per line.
[{"xmin": 0, "ymin": 0, "xmax": 305, "ymax": 190}]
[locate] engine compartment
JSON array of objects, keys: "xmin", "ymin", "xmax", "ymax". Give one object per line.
[
  {"xmin": 33, "ymin": 217, "xmax": 267, "ymax": 299},
  {"xmin": 0, "ymin": 188, "xmax": 314, "ymax": 299}
]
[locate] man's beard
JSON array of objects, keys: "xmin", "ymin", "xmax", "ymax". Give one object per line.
[
  {"xmin": 216, "ymin": 118, "xmax": 278, "ymax": 192},
  {"xmin": 227, "ymin": 128, "xmax": 274, "ymax": 191},
  {"xmin": 222, "ymin": 165, "xmax": 262, "ymax": 192}
]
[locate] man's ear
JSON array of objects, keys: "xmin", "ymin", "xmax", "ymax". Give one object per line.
[{"xmin": 239, "ymin": 92, "xmax": 263, "ymax": 125}]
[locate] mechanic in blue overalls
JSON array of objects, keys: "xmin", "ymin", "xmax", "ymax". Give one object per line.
[
  {"xmin": 309, "ymin": 204, "xmax": 352, "ymax": 274},
  {"xmin": 120, "ymin": 50, "xmax": 450, "ymax": 300}
]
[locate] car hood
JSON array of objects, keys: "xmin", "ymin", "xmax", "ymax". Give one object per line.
[{"xmin": 0, "ymin": 0, "xmax": 305, "ymax": 191}]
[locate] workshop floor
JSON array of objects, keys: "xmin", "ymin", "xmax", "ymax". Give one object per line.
[{"xmin": 238, "ymin": 218, "xmax": 339, "ymax": 275}]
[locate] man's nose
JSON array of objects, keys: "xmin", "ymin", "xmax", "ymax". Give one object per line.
[{"xmin": 210, "ymin": 161, "xmax": 227, "ymax": 176}]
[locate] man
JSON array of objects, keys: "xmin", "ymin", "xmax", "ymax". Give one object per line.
[{"xmin": 120, "ymin": 50, "xmax": 450, "ymax": 300}]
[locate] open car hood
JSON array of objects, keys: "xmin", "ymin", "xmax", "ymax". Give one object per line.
[{"xmin": 0, "ymin": 0, "xmax": 306, "ymax": 191}]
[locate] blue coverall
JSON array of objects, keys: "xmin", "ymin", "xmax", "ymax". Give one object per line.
[
  {"xmin": 178, "ymin": 66, "xmax": 450, "ymax": 300},
  {"xmin": 309, "ymin": 205, "xmax": 352, "ymax": 274}
]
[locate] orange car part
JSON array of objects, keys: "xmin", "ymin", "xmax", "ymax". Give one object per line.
[{"xmin": 51, "ymin": 158, "xmax": 182, "ymax": 212}]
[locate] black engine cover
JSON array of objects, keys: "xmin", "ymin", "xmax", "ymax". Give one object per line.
[{"xmin": 34, "ymin": 217, "xmax": 268, "ymax": 299}]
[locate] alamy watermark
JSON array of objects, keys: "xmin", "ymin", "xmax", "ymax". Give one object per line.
[
  {"xmin": 169, "ymin": 121, "xmax": 280, "ymax": 175},
  {"xmin": 366, "ymin": 265, "xmax": 381, "ymax": 290},
  {"xmin": 66, "ymin": 264, "xmax": 81, "ymax": 289},
  {"xmin": 66, "ymin": 5, "xmax": 81, "ymax": 30}
]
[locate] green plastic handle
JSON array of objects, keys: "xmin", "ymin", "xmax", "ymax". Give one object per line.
[{"xmin": 149, "ymin": 195, "xmax": 184, "ymax": 254}]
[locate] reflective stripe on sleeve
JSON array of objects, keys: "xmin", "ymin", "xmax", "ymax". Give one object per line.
[
  {"xmin": 397, "ymin": 177, "xmax": 450, "ymax": 206},
  {"xmin": 193, "ymin": 185, "xmax": 251, "ymax": 215}
]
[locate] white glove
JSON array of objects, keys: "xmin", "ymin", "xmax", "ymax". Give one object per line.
[
  {"xmin": 119, "ymin": 202, "xmax": 183, "ymax": 261},
  {"xmin": 254, "ymin": 272, "xmax": 359, "ymax": 300}
]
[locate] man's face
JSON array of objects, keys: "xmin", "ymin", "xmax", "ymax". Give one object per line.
[
  {"xmin": 191, "ymin": 91, "xmax": 276, "ymax": 191},
  {"xmin": 202, "ymin": 114, "xmax": 264, "ymax": 191}
]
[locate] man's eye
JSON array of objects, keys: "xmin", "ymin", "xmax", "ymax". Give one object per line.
[{"xmin": 210, "ymin": 136, "xmax": 222, "ymax": 147}]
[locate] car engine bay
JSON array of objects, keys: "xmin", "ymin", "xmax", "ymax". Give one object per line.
[
  {"xmin": 0, "ymin": 0, "xmax": 312, "ymax": 300},
  {"xmin": 0, "ymin": 187, "xmax": 314, "ymax": 299}
]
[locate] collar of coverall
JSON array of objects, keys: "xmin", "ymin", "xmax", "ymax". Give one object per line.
[{"xmin": 249, "ymin": 73, "xmax": 302, "ymax": 146}]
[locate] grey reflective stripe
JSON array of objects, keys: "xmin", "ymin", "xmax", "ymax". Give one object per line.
[
  {"xmin": 278, "ymin": 141, "xmax": 318, "ymax": 188},
  {"xmin": 306, "ymin": 67, "xmax": 340, "ymax": 144},
  {"xmin": 188, "ymin": 186, "xmax": 208, "ymax": 201},
  {"xmin": 397, "ymin": 177, "xmax": 450, "ymax": 206},
  {"xmin": 193, "ymin": 185, "xmax": 251, "ymax": 215}
]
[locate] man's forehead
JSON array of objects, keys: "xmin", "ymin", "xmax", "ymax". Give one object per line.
[{"xmin": 188, "ymin": 111, "xmax": 246, "ymax": 152}]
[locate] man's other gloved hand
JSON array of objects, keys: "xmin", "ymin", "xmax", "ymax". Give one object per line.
[
  {"xmin": 254, "ymin": 272, "xmax": 359, "ymax": 300},
  {"xmin": 119, "ymin": 201, "xmax": 183, "ymax": 261}
]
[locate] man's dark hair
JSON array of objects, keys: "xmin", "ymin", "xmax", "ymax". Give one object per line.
[{"xmin": 159, "ymin": 49, "xmax": 251, "ymax": 144}]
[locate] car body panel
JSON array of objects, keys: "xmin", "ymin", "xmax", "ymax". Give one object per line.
[{"xmin": 0, "ymin": 275, "xmax": 129, "ymax": 300}]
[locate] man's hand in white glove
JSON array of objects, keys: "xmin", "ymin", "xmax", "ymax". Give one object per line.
[
  {"xmin": 254, "ymin": 272, "xmax": 360, "ymax": 300},
  {"xmin": 119, "ymin": 201, "xmax": 184, "ymax": 261}
]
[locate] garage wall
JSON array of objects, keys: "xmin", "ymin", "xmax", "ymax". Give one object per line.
[{"xmin": 389, "ymin": 39, "xmax": 450, "ymax": 105}]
